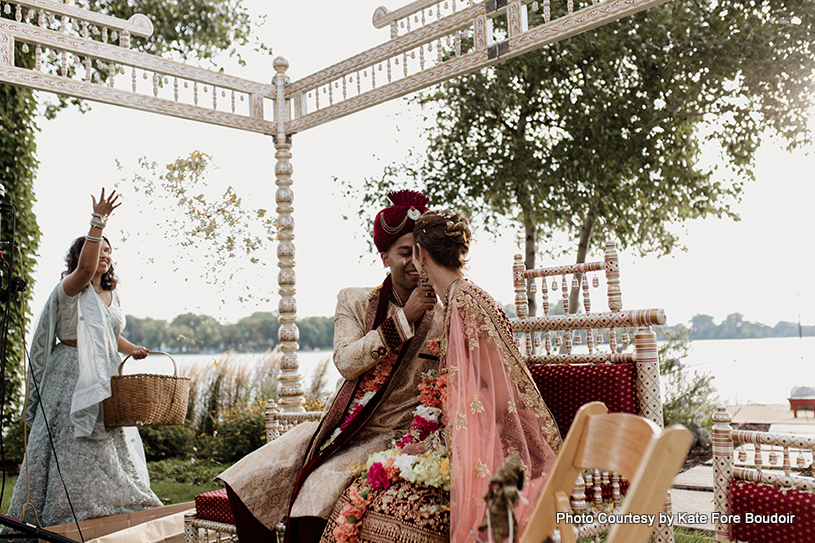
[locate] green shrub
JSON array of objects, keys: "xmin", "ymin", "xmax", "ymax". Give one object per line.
[
  {"xmin": 148, "ymin": 456, "xmax": 231, "ymax": 486},
  {"xmin": 139, "ymin": 422, "xmax": 197, "ymax": 461},
  {"xmin": 198, "ymin": 399, "xmax": 267, "ymax": 463},
  {"xmin": 659, "ymin": 325, "xmax": 718, "ymax": 430}
]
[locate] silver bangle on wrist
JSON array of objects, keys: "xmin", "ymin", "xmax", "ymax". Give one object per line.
[
  {"xmin": 90, "ymin": 212, "xmax": 108, "ymax": 229},
  {"xmin": 85, "ymin": 234, "xmax": 103, "ymax": 243}
]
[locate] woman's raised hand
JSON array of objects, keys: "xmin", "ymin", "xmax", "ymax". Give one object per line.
[{"xmin": 91, "ymin": 188, "xmax": 121, "ymax": 217}]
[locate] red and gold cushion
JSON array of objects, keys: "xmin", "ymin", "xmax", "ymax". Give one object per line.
[
  {"xmin": 195, "ymin": 488, "xmax": 235, "ymax": 525},
  {"xmin": 527, "ymin": 362, "xmax": 639, "ymax": 435},
  {"xmin": 729, "ymin": 481, "xmax": 815, "ymax": 543}
]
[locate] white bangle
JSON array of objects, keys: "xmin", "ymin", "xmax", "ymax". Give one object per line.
[
  {"xmin": 85, "ymin": 235, "xmax": 103, "ymax": 243},
  {"xmin": 90, "ymin": 212, "xmax": 108, "ymax": 229}
]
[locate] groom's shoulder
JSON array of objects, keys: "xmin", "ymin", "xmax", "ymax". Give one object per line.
[{"xmin": 336, "ymin": 286, "xmax": 377, "ymax": 305}]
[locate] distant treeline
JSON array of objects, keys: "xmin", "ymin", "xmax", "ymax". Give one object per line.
[
  {"xmin": 126, "ymin": 309, "xmax": 812, "ymax": 353},
  {"xmin": 125, "ymin": 312, "xmax": 334, "ymax": 352},
  {"xmin": 674, "ymin": 313, "xmax": 815, "ymax": 341}
]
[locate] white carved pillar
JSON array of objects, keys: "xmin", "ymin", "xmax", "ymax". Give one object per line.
[{"xmin": 273, "ymin": 57, "xmax": 305, "ymax": 412}]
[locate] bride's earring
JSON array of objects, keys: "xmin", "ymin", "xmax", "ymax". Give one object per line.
[{"xmin": 419, "ymin": 266, "xmax": 429, "ymax": 286}]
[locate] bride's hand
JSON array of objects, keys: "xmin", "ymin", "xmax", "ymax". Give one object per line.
[{"xmin": 401, "ymin": 442, "xmax": 427, "ymax": 455}]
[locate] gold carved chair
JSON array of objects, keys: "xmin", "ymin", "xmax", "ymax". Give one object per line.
[{"xmin": 711, "ymin": 406, "xmax": 815, "ymax": 543}]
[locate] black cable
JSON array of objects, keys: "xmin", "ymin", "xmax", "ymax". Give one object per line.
[
  {"xmin": 0, "ymin": 203, "xmax": 84, "ymax": 542},
  {"xmin": 19, "ymin": 344, "xmax": 86, "ymax": 542},
  {"xmin": 0, "ymin": 202, "xmax": 18, "ymax": 513}
]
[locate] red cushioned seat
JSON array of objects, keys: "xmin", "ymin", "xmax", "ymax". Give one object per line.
[
  {"xmin": 729, "ymin": 480, "xmax": 815, "ymax": 543},
  {"xmin": 527, "ymin": 362, "xmax": 639, "ymax": 435},
  {"xmin": 195, "ymin": 488, "xmax": 235, "ymax": 525}
]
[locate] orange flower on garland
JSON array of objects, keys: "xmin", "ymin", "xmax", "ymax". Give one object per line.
[
  {"xmin": 418, "ymin": 369, "xmax": 447, "ymax": 410},
  {"xmin": 355, "ymin": 354, "xmax": 396, "ymax": 397},
  {"xmin": 333, "ymin": 484, "xmax": 373, "ymax": 543}
]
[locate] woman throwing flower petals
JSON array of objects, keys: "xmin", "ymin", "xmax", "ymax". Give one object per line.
[
  {"xmin": 321, "ymin": 210, "xmax": 561, "ymax": 543},
  {"xmin": 5, "ymin": 189, "xmax": 161, "ymax": 528}
]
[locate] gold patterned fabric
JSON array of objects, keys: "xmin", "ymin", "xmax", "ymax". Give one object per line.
[
  {"xmin": 218, "ymin": 286, "xmax": 443, "ymax": 530},
  {"xmin": 321, "ymin": 479, "xmax": 449, "ymax": 543}
]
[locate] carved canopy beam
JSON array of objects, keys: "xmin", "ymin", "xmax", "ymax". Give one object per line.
[
  {"xmin": 285, "ymin": 0, "xmax": 669, "ymax": 134},
  {"xmin": 0, "ymin": 1, "xmax": 276, "ymax": 135}
]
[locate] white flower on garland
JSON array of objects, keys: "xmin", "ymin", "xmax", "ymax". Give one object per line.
[{"xmin": 414, "ymin": 404, "xmax": 442, "ymax": 422}]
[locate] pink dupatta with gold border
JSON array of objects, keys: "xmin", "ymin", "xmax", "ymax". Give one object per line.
[{"xmin": 443, "ymin": 281, "xmax": 561, "ymax": 543}]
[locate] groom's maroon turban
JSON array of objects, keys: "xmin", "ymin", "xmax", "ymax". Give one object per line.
[{"xmin": 373, "ymin": 190, "xmax": 430, "ymax": 252}]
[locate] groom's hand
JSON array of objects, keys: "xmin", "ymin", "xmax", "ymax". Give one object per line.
[{"xmin": 404, "ymin": 285, "xmax": 437, "ymax": 323}]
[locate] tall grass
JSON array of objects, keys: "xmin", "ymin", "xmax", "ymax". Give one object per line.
[
  {"xmin": 140, "ymin": 348, "xmax": 332, "ymax": 461},
  {"xmin": 183, "ymin": 347, "xmax": 281, "ymax": 435}
]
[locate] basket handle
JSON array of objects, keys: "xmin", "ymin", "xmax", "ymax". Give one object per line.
[{"xmin": 118, "ymin": 350, "xmax": 177, "ymax": 377}]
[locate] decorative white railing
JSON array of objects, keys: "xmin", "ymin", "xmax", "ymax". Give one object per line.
[
  {"xmin": 285, "ymin": 0, "xmax": 668, "ymax": 133},
  {"xmin": 0, "ymin": 0, "xmax": 276, "ymax": 134}
]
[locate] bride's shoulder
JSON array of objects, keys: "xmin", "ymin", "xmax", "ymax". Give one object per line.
[{"xmin": 452, "ymin": 281, "xmax": 502, "ymax": 317}]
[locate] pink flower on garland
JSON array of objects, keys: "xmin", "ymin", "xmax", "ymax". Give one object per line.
[
  {"xmin": 395, "ymin": 434, "xmax": 417, "ymax": 449},
  {"xmin": 333, "ymin": 519, "xmax": 357, "ymax": 543},
  {"xmin": 419, "ymin": 371, "xmax": 446, "ymax": 409},
  {"xmin": 340, "ymin": 402, "xmax": 365, "ymax": 431},
  {"xmin": 413, "ymin": 415, "xmax": 439, "ymax": 435},
  {"xmin": 383, "ymin": 457, "xmax": 399, "ymax": 480},
  {"xmin": 367, "ymin": 462, "xmax": 391, "ymax": 490},
  {"xmin": 334, "ymin": 485, "xmax": 373, "ymax": 543},
  {"xmin": 356, "ymin": 355, "xmax": 396, "ymax": 398}
]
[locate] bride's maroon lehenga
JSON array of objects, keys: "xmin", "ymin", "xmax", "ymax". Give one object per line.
[{"xmin": 322, "ymin": 280, "xmax": 562, "ymax": 543}]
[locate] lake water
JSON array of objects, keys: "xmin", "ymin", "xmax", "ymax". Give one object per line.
[
  {"xmin": 680, "ymin": 336, "xmax": 814, "ymax": 405},
  {"xmin": 131, "ymin": 336, "xmax": 815, "ymax": 406}
]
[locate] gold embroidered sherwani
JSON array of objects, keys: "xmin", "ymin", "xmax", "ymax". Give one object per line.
[{"xmin": 219, "ymin": 286, "xmax": 443, "ymax": 529}]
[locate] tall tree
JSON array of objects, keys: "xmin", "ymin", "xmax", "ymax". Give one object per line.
[
  {"xmin": 0, "ymin": 0, "xmax": 264, "ymax": 424},
  {"xmin": 351, "ymin": 0, "xmax": 815, "ymax": 315}
]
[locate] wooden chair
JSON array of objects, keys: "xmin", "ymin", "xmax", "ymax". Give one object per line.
[
  {"xmin": 711, "ymin": 406, "xmax": 815, "ymax": 543},
  {"xmin": 520, "ymin": 402, "xmax": 693, "ymax": 543},
  {"xmin": 183, "ymin": 400, "xmax": 323, "ymax": 543}
]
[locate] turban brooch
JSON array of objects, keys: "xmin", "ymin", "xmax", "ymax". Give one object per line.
[{"xmin": 373, "ymin": 190, "xmax": 429, "ymax": 252}]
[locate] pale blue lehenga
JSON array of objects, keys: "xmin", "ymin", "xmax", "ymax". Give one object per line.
[{"xmin": 5, "ymin": 280, "xmax": 161, "ymax": 530}]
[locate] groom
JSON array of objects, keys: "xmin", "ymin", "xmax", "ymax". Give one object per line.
[{"xmin": 220, "ymin": 190, "xmax": 443, "ymax": 542}]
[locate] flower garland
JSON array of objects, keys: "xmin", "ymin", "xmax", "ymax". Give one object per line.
[
  {"xmin": 321, "ymin": 352, "xmax": 397, "ymax": 451},
  {"xmin": 334, "ymin": 364, "xmax": 449, "ymax": 542}
]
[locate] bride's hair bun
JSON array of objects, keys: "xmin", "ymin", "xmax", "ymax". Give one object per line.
[{"xmin": 413, "ymin": 209, "xmax": 471, "ymax": 269}]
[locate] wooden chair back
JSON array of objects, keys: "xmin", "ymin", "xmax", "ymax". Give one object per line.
[{"xmin": 521, "ymin": 402, "xmax": 692, "ymax": 543}]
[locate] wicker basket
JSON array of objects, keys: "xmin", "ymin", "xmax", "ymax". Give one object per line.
[{"xmin": 103, "ymin": 351, "xmax": 190, "ymax": 428}]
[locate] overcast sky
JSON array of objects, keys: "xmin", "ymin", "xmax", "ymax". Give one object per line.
[{"xmin": 25, "ymin": 0, "xmax": 815, "ymax": 332}]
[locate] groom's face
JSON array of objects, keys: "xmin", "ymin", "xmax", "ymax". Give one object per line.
[{"xmin": 381, "ymin": 233, "xmax": 421, "ymax": 295}]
